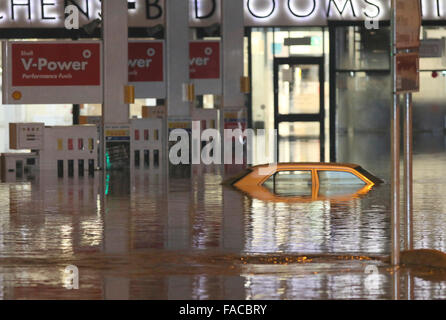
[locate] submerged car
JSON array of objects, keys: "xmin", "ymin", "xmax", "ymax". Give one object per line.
[{"xmin": 224, "ymin": 163, "xmax": 383, "ymax": 202}]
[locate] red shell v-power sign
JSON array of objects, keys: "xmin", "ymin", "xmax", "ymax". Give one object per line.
[
  {"xmin": 128, "ymin": 41, "xmax": 164, "ymax": 82},
  {"xmin": 190, "ymin": 41, "xmax": 220, "ymax": 79},
  {"xmin": 11, "ymin": 42, "xmax": 101, "ymax": 86}
]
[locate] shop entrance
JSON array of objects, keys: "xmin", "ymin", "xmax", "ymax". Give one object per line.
[{"xmin": 274, "ymin": 57, "xmax": 325, "ymax": 163}]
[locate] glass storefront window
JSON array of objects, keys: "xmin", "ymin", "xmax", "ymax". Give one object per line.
[
  {"xmin": 335, "ymin": 26, "xmax": 391, "ymax": 137},
  {"xmin": 278, "ymin": 122, "xmax": 321, "ymax": 163},
  {"xmin": 413, "ymin": 26, "xmax": 446, "ymax": 133},
  {"xmin": 251, "ymin": 27, "xmax": 329, "ymax": 163},
  {"xmin": 277, "ymin": 63, "xmax": 320, "ymax": 115},
  {"xmin": 336, "ymin": 71, "xmax": 391, "ymax": 133},
  {"xmin": 335, "ymin": 24, "xmax": 446, "ymax": 164},
  {"xmin": 420, "ymin": 26, "xmax": 446, "ymax": 70},
  {"xmin": 251, "ymin": 28, "xmax": 275, "ymax": 131},
  {"xmin": 335, "ymin": 26, "xmax": 390, "ymax": 71}
]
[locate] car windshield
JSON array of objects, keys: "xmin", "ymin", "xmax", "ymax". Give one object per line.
[
  {"xmin": 222, "ymin": 168, "xmax": 252, "ymax": 186},
  {"xmin": 353, "ymin": 166, "xmax": 382, "ymax": 184}
]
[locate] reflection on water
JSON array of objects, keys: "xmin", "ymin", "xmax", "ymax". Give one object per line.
[{"xmin": 0, "ymin": 133, "xmax": 446, "ymax": 299}]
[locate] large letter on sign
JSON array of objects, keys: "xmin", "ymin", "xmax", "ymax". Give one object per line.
[
  {"xmin": 146, "ymin": 0, "xmax": 163, "ymax": 19},
  {"xmin": 288, "ymin": 0, "xmax": 316, "ymax": 18},
  {"xmin": 195, "ymin": 0, "xmax": 216, "ymax": 19},
  {"xmin": 327, "ymin": 0, "xmax": 357, "ymax": 17},
  {"xmin": 247, "ymin": 0, "xmax": 276, "ymax": 19}
]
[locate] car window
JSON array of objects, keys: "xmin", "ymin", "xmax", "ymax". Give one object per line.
[
  {"xmin": 318, "ymin": 170, "xmax": 366, "ymax": 185},
  {"xmin": 318, "ymin": 184, "xmax": 366, "ymax": 197},
  {"xmin": 317, "ymin": 171, "xmax": 366, "ymax": 197},
  {"xmin": 263, "ymin": 170, "xmax": 312, "ymax": 197}
]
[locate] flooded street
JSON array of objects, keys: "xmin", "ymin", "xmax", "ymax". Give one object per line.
[{"xmin": 1, "ymin": 133, "xmax": 446, "ymax": 299}]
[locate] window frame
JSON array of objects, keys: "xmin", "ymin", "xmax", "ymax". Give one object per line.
[
  {"xmin": 315, "ymin": 169, "xmax": 368, "ymax": 187},
  {"xmin": 261, "ymin": 168, "xmax": 316, "ymax": 198}
]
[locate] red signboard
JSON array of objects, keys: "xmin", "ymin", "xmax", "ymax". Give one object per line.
[
  {"xmin": 396, "ymin": 52, "xmax": 419, "ymax": 93},
  {"xmin": 395, "ymin": 0, "xmax": 421, "ymax": 49},
  {"xmin": 11, "ymin": 43, "xmax": 101, "ymax": 86},
  {"xmin": 128, "ymin": 42, "xmax": 164, "ymax": 82},
  {"xmin": 190, "ymin": 41, "xmax": 220, "ymax": 79}
]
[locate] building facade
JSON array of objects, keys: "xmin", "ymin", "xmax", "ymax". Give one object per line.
[{"xmin": 0, "ymin": 0, "xmax": 445, "ymax": 165}]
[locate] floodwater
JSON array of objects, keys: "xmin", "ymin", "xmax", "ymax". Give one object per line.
[{"xmin": 0, "ymin": 133, "xmax": 446, "ymax": 299}]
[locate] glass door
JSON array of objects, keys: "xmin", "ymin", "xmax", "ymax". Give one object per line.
[{"xmin": 274, "ymin": 57, "xmax": 325, "ymax": 162}]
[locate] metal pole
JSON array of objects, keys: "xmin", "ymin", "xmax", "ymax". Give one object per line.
[
  {"xmin": 391, "ymin": 94, "xmax": 401, "ymax": 266},
  {"xmin": 390, "ymin": 0, "xmax": 400, "ymax": 267},
  {"xmin": 72, "ymin": 104, "xmax": 80, "ymax": 125},
  {"xmin": 404, "ymin": 93, "xmax": 413, "ymax": 251},
  {"xmin": 405, "ymin": 270, "xmax": 415, "ymax": 300},
  {"xmin": 392, "ymin": 266, "xmax": 400, "ymax": 300}
]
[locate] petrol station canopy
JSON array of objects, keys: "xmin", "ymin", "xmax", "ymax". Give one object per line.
[{"xmin": 0, "ymin": 0, "xmax": 445, "ymax": 29}]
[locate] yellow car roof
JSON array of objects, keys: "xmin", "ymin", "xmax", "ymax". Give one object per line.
[
  {"xmin": 251, "ymin": 162, "xmax": 361, "ymax": 169},
  {"xmin": 225, "ymin": 162, "xmax": 383, "ymax": 203}
]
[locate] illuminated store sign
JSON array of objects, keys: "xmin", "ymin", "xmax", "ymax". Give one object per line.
[
  {"xmin": 0, "ymin": 0, "xmax": 219, "ymax": 28},
  {"xmin": 244, "ymin": 0, "xmax": 445, "ymax": 26},
  {"xmin": 0, "ymin": 0, "xmax": 443, "ymax": 28}
]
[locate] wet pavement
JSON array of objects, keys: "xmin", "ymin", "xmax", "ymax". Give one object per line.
[{"xmin": 0, "ymin": 133, "xmax": 446, "ymax": 299}]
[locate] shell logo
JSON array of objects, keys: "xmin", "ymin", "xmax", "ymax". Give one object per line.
[{"xmin": 12, "ymin": 91, "xmax": 22, "ymax": 100}]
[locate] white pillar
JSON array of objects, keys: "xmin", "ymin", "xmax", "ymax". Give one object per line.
[
  {"xmin": 101, "ymin": 0, "xmax": 129, "ymax": 170},
  {"xmin": 102, "ymin": 0, "xmax": 129, "ymax": 124},
  {"xmin": 101, "ymin": 0, "xmax": 130, "ymax": 262},
  {"xmin": 220, "ymin": 0, "xmax": 247, "ymax": 263},
  {"xmin": 166, "ymin": 0, "xmax": 190, "ymax": 118},
  {"xmin": 220, "ymin": 0, "xmax": 248, "ymax": 167},
  {"xmin": 221, "ymin": 0, "xmax": 245, "ymax": 108}
]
